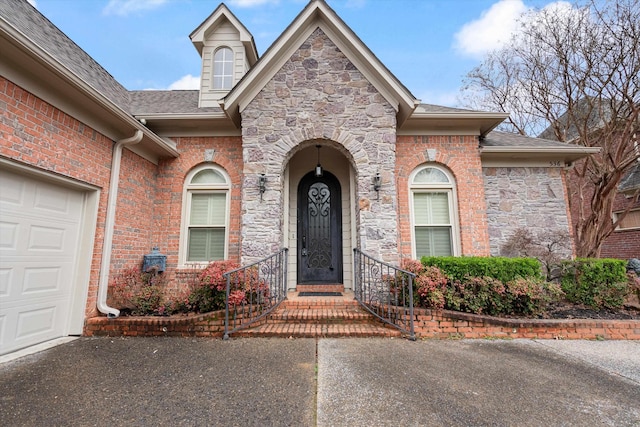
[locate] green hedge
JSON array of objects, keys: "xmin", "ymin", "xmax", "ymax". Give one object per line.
[
  {"xmin": 560, "ymin": 258, "xmax": 629, "ymax": 309},
  {"xmin": 421, "ymin": 256, "xmax": 542, "ymax": 283}
]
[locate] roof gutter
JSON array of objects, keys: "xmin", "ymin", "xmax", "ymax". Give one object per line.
[{"xmin": 96, "ymin": 130, "xmax": 143, "ymax": 318}]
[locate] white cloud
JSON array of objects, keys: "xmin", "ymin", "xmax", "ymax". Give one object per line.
[
  {"xmin": 454, "ymin": 0, "xmax": 529, "ymax": 58},
  {"xmin": 167, "ymin": 74, "xmax": 201, "ymax": 90},
  {"xmin": 228, "ymin": 0, "xmax": 279, "ymax": 7},
  {"xmin": 102, "ymin": 0, "xmax": 168, "ymax": 17},
  {"xmin": 27, "ymin": 0, "xmax": 37, "ymax": 8}
]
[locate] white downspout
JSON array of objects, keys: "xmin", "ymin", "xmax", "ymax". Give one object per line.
[{"xmin": 97, "ymin": 130, "xmax": 143, "ymax": 318}]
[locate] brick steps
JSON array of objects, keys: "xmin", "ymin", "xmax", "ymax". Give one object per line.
[
  {"xmin": 236, "ymin": 322, "xmax": 401, "ymax": 338},
  {"xmin": 238, "ymin": 292, "xmax": 401, "ymax": 338}
]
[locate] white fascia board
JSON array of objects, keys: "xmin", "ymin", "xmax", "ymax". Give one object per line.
[{"xmin": 480, "ymin": 145, "xmax": 601, "ymax": 165}]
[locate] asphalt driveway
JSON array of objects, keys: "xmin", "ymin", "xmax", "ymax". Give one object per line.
[{"xmin": 1, "ymin": 337, "xmax": 639, "ymax": 426}]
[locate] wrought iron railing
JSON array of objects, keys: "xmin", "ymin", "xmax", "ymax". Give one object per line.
[
  {"xmin": 353, "ymin": 248, "xmax": 416, "ymax": 340},
  {"xmin": 223, "ymin": 248, "xmax": 288, "ymax": 339}
]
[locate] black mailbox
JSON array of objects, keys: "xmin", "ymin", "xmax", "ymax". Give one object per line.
[{"xmin": 142, "ymin": 247, "xmax": 166, "ymax": 273}]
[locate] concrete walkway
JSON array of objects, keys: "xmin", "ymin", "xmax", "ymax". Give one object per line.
[{"xmin": 1, "ymin": 337, "xmax": 639, "ymax": 426}]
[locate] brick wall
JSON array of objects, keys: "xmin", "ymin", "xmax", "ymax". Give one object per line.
[
  {"xmin": 395, "ymin": 135, "xmax": 490, "ymax": 259},
  {"xmin": 600, "ymin": 192, "xmax": 640, "ymax": 259},
  {"xmin": 152, "ymin": 136, "xmax": 244, "ymax": 293}
]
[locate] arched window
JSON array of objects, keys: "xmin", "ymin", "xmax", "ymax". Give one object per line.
[
  {"xmin": 213, "ymin": 47, "xmax": 233, "ymax": 90},
  {"xmin": 181, "ymin": 165, "xmax": 230, "ymax": 263},
  {"xmin": 410, "ymin": 165, "xmax": 459, "ymax": 257}
]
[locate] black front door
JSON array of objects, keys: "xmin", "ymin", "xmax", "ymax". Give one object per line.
[{"xmin": 297, "ymin": 171, "xmax": 342, "ymax": 284}]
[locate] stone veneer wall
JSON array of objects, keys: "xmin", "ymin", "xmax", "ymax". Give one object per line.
[
  {"xmin": 483, "ymin": 167, "xmax": 573, "ymax": 257},
  {"xmin": 241, "ymin": 28, "xmax": 399, "ymax": 263}
]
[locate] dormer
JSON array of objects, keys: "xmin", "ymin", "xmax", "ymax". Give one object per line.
[{"xmin": 190, "ymin": 4, "xmax": 258, "ymax": 108}]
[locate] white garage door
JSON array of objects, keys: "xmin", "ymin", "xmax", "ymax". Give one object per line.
[{"xmin": 0, "ymin": 169, "xmax": 85, "ymax": 355}]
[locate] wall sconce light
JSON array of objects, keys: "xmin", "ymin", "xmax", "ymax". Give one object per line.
[
  {"xmin": 258, "ymin": 173, "xmax": 266, "ymax": 201},
  {"xmin": 373, "ymin": 172, "xmax": 381, "ymax": 200},
  {"xmin": 315, "ymin": 144, "xmax": 323, "ymax": 177}
]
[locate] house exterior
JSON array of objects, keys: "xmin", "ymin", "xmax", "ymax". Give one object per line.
[
  {"xmin": 0, "ymin": 0, "xmax": 596, "ymax": 355},
  {"xmin": 539, "ymin": 100, "xmax": 640, "ymax": 260}
]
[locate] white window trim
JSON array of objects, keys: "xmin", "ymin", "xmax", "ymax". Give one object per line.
[
  {"xmin": 179, "ymin": 164, "xmax": 231, "ymax": 268},
  {"xmin": 212, "ymin": 46, "xmax": 234, "ymax": 90},
  {"xmin": 409, "ymin": 164, "xmax": 461, "ymax": 258}
]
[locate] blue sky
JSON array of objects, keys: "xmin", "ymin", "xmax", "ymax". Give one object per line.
[{"xmin": 29, "ymin": 0, "xmax": 565, "ymax": 107}]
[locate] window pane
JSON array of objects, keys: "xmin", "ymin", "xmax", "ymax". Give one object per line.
[
  {"xmin": 191, "ymin": 169, "xmax": 226, "ymax": 184},
  {"xmin": 414, "ymin": 167, "xmax": 450, "ymax": 184},
  {"xmin": 617, "ymin": 209, "xmax": 640, "ymax": 229},
  {"xmin": 414, "ymin": 193, "xmax": 450, "ymax": 224},
  {"xmin": 415, "ymin": 227, "xmax": 452, "ymax": 257},
  {"xmin": 188, "ymin": 228, "xmax": 225, "ymax": 261},
  {"xmin": 190, "ymin": 193, "xmax": 226, "ymax": 226}
]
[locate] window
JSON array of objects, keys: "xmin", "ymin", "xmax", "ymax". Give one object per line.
[
  {"xmin": 182, "ymin": 166, "xmax": 230, "ymax": 263},
  {"xmin": 410, "ymin": 165, "xmax": 459, "ymax": 257},
  {"xmin": 213, "ymin": 47, "xmax": 233, "ymax": 90},
  {"xmin": 614, "ymin": 208, "xmax": 640, "ymax": 231}
]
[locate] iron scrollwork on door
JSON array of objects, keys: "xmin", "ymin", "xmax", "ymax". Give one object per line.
[{"xmin": 306, "ymin": 182, "xmax": 332, "ymax": 269}]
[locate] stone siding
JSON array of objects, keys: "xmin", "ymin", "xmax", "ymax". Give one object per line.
[
  {"xmin": 241, "ymin": 28, "xmax": 399, "ymax": 263},
  {"xmin": 483, "ymin": 167, "xmax": 573, "ymax": 257}
]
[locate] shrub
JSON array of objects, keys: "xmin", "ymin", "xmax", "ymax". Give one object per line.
[
  {"xmin": 560, "ymin": 259, "xmax": 629, "ymax": 309},
  {"xmin": 505, "ymin": 277, "xmax": 564, "ymax": 316},
  {"xmin": 448, "ymin": 276, "xmax": 507, "ymax": 316},
  {"xmin": 421, "ymin": 256, "xmax": 542, "ymax": 283},
  {"xmin": 414, "ymin": 266, "xmax": 448, "ymax": 309},
  {"xmin": 107, "ymin": 268, "xmax": 170, "ymax": 316},
  {"xmin": 187, "ymin": 260, "xmax": 240, "ymax": 313}
]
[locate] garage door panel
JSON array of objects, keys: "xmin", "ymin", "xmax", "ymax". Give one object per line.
[
  {"xmin": 0, "ymin": 221, "xmax": 19, "ymax": 250},
  {"xmin": 0, "ymin": 268, "xmax": 11, "ymax": 296},
  {"xmin": 34, "ymin": 182, "xmax": 78, "ymax": 217},
  {"xmin": 1, "ymin": 300, "xmax": 68, "ymax": 349},
  {"xmin": 0, "ymin": 261, "xmax": 74, "ymax": 299},
  {"xmin": 28, "ymin": 225, "xmax": 67, "ymax": 252},
  {"xmin": 0, "ymin": 172, "xmax": 24, "ymax": 204},
  {"xmin": 1, "ymin": 213, "xmax": 81, "ymax": 257}
]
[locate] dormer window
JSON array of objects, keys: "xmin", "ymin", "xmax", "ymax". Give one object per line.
[{"xmin": 213, "ymin": 47, "xmax": 234, "ymax": 90}]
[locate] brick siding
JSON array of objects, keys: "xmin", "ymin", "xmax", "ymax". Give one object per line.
[{"xmin": 396, "ymin": 135, "xmax": 490, "ymax": 259}]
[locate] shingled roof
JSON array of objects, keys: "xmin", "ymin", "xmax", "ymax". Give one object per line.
[
  {"xmin": 0, "ymin": 0, "xmax": 131, "ymax": 111},
  {"xmin": 129, "ymin": 91, "xmax": 222, "ymax": 115},
  {"xmin": 481, "ymin": 130, "xmax": 579, "ymax": 148}
]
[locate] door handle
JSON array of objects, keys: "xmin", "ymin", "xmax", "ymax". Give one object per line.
[{"xmin": 301, "ymin": 236, "xmax": 307, "ymax": 256}]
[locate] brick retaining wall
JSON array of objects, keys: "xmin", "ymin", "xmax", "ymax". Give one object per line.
[{"xmin": 84, "ymin": 308, "xmax": 639, "ymax": 340}]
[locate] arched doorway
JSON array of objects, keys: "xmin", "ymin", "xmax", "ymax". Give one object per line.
[{"xmin": 297, "ymin": 170, "xmax": 343, "ymax": 284}]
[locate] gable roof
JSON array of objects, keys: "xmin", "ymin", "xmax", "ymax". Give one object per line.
[
  {"xmin": 190, "ymin": 3, "xmax": 258, "ymax": 65},
  {"xmin": 221, "ymin": 0, "xmax": 419, "ymax": 126}
]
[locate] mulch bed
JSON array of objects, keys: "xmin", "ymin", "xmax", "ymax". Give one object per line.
[{"xmin": 541, "ymin": 302, "xmax": 640, "ymax": 320}]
